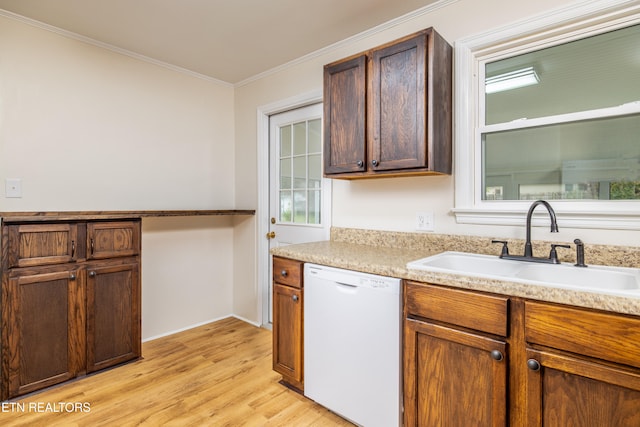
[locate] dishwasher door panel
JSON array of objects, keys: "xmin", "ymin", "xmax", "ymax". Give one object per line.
[{"xmin": 304, "ymin": 264, "xmax": 401, "ymax": 427}]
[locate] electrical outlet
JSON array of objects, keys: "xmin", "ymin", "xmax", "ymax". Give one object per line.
[
  {"xmin": 5, "ymin": 178, "xmax": 22, "ymax": 198},
  {"xmin": 416, "ymin": 211, "xmax": 434, "ymax": 232}
]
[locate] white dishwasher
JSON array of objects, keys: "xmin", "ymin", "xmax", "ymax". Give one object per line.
[{"xmin": 304, "ymin": 263, "xmax": 401, "ymax": 427}]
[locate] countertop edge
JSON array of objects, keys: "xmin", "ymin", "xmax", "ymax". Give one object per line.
[{"xmin": 271, "ymin": 241, "xmax": 640, "ymax": 317}]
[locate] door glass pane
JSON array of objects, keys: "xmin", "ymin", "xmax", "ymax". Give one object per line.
[
  {"xmin": 280, "ymin": 126, "xmax": 292, "ymax": 156},
  {"xmin": 308, "ymin": 154, "xmax": 322, "ymax": 189},
  {"xmin": 293, "ymin": 122, "xmax": 307, "ymax": 155},
  {"xmin": 482, "ymin": 114, "xmax": 640, "ymax": 200},
  {"xmin": 485, "ymin": 24, "xmax": 640, "ymax": 125},
  {"xmin": 280, "ymin": 158, "xmax": 291, "ymax": 189},
  {"xmin": 278, "ymin": 115, "xmax": 324, "ymax": 224},
  {"xmin": 308, "ymin": 190, "xmax": 321, "ymax": 224},
  {"xmin": 293, "ymin": 190, "xmax": 306, "ymax": 223},
  {"xmin": 309, "ymin": 119, "xmax": 322, "ymax": 153},
  {"xmin": 293, "ymin": 156, "xmax": 306, "ymax": 189},
  {"xmin": 280, "ymin": 191, "xmax": 292, "ymax": 222}
]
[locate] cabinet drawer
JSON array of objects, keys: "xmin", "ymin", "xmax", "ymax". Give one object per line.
[
  {"xmin": 87, "ymin": 221, "xmax": 140, "ymax": 259},
  {"xmin": 273, "ymin": 257, "xmax": 303, "ymax": 289},
  {"xmin": 6, "ymin": 223, "xmax": 78, "ymax": 268},
  {"xmin": 405, "ymin": 281, "xmax": 509, "ymax": 337},
  {"xmin": 525, "ymin": 301, "xmax": 640, "ymax": 369}
]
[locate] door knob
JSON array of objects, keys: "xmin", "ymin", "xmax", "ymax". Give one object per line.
[{"xmin": 266, "ymin": 231, "xmax": 276, "ymax": 239}]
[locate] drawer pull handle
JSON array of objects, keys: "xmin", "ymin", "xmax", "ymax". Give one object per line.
[
  {"xmin": 490, "ymin": 350, "xmax": 504, "ymax": 361},
  {"xmin": 90, "ymin": 238, "xmax": 95, "ymax": 255},
  {"xmin": 281, "ymin": 270, "xmax": 288, "ymax": 277},
  {"xmin": 292, "ymin": 294, "xmax": 299, "ymax": 302},
  {"xmin": 527, "ymin": 359, "xmax": 541, "ymax": 371},
  {"xmin": 71, "ymin": 240, "xmax": 75, "ymax": 258}
]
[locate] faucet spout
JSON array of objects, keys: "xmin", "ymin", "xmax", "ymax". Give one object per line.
[{"xmin": 524, "ymin": 200, "xmax": 559, "ymax": 257}]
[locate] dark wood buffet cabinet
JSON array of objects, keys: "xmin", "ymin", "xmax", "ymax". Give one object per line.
[{"xmin": 1, "ymin": 218, "xmax": 141, "ymax": 400}]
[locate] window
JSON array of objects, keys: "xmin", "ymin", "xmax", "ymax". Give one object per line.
[{"xmin": 454, "ymin": 1, "xmax": 640, "ymax": 229}]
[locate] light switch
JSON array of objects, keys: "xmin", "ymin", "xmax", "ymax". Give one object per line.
[{"xmin": 5, "ymin": 178, "xmax": 22, "ymax": 198}]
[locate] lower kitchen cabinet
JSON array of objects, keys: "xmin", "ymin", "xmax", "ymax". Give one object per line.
[
  {"xmin": 404, "ymin": 282, "xmax": 508, "ymax": 426},
  {"xmin": 404, "ymin": 280, "xmax": 640, "ymax": 427},
  {"xmin": 86, "ymin": 261, "xmax": 141, "ymax": 373},
  {"xmin": 271, "ymin": 257, "xmax": 304, "ymax": 391},
  {"xmin": 524, "ymin": 301, "xmax": 640, "ymax": 426},
  {"xmin": 1, "ymin": 219, "xmax": 142, "ymax": 400},
  {"xmin": 3, "ymin": 268, "xmax": 85, "ymax": 398}
]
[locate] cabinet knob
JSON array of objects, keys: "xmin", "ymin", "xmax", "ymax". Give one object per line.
[
  {"xmin": 490, "ymin": 350, "xmax": 504, "ymax": 361},
  {"xmin": 281, "ymin": 270, "xmax": 288, "ymax": 277},
  {"xmin": 527, "ymin": 359, "xmax": 541, "ymax": 371},
  {"xmin": 372, "ymin": 159, "xmax": 379, "ymax": 167},
  {"xmin": 357, "ymin": 160, "xmax": 364, "ymax": 168},
  {"xmin": 69, "ymin": 273, "xmax": 76, "ymax": 280},
  {"xmin": 292, "ymin": 294, "xmax": 299, "ymax": 302},
  {"xmin": 89, "ymin": 271, "xmax": 97, "ymax": 278}
]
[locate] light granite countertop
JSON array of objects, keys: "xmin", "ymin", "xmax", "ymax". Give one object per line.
[{"xmin": 271, "ymin": 237, "xmax": 640, "ymax": 317}]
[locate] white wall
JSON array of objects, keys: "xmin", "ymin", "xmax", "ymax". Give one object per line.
[
  {"xmin": 0, "ymin": 15, "xmax": 238, "ymax": 339},
  {"xmin": 234, "ymin": 0, "xmax": 640, "ymax": 323}
]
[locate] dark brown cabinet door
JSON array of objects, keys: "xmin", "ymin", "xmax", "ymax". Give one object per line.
[
  {"xmin": 526, "ymin": 348, "xmax": 640, "ymax": 426},
  {"xmin": 87, "ymin": 221, "xmax": 140, "ymax": 260},
  {"xmin": 404, "ymin": 318, "xmax": 507, "ymax": 427},
  {"xmin": 369, "ymin": 33, "xmax": 427, "ymax": 171},
  {"xmin": 323, "ymin": 54, "xmax": 367, "ymax": 174},
  {"xmin": 272, "ymin": 283, "xmax": 303, "ymax": 390},
  {"xmin": 3, "ymin": 270, "xmax": 84, "ymax": 398},
  {"xmin": 86, "ymin": 262, "xmax": 141, "ymax": 372},
  {"xmin": 6, "ymin": 223, "xmax": 78, "ymax": 268}
]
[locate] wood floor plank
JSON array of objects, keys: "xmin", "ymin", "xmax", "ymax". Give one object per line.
[{"xmin": 0, "ymin": 317, "xmax": 353, "ymax": 426}]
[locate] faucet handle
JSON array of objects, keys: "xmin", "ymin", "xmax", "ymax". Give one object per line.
[
  {"xmin": 491, "ymin": 240, "xmax": 510, "ymax": 257},
  {"xmin": 549, "ymin": 244, "xmax": 571, "ymax": 264}
]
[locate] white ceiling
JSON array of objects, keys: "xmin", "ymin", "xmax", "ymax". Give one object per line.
[{"xmin": 0, "ymin": 0, "xmax": 441, "ymax": 84}]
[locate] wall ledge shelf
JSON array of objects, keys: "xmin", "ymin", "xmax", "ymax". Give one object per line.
[{"xmin": 0, "ymin": 210, "xmax": 256, "ymax": 222}]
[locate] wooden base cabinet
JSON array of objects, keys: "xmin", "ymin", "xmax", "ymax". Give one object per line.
[
  {"xmin": 1, "ymin": 219, "xmax": 141, "ymax": 400},
  {"xmin": 86, "ymin": 261, "xmax": 140, "ymax": 373},
  {"xmin": 404, "ymin": 282, "xmax": 508, "ymax": 426},
  {"xmin": 404, "ymin": 280, "xmax": 640, "ymax": 427},
  {"xmin": 271, "ymin": 257, "xmax": 304, "ymax": 391},
  {"xmin": 524, "ymin": 301, "xmax": 640, "ymax": 426},
  {"xmin": 4, "ymin": 268, "xmax": 85, "ymax": 398}
]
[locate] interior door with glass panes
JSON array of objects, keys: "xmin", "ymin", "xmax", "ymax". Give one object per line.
[{"xmin": 267, "ymin": 103, "xmax": 330, "ymax": 321}]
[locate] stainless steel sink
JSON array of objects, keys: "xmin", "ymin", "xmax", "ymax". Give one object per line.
[{"xmin": 407, "ymin": 251, "xmax": 640, "ymax": 296}]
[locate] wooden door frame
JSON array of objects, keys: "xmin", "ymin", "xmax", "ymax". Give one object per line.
[{"xmin": 256, "ymin": 89, "xmax": 324, "ymax": 328}]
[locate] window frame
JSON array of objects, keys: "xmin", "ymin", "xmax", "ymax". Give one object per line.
[{"xmin": 453, "ymin": 0, "xmax": 640, "ymax": 229}]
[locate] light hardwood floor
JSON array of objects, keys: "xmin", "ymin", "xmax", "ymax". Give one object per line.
[{"xmin": 1, "ymin": 317, "xmax": 354, "ymax": 426}]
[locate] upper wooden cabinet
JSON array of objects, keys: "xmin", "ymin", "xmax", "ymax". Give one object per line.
[{"xmin": 324, "ymin": 28, "xmax": 452, "ymax": 179}]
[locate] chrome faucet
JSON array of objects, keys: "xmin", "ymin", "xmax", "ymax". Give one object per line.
[{"xmin": 492, "ymin": 200, "xmax": 569, "ymax": 264}]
